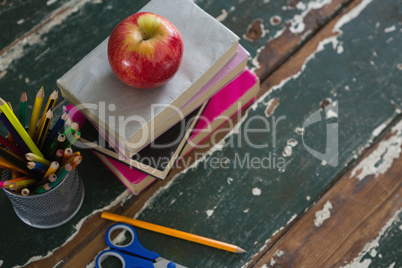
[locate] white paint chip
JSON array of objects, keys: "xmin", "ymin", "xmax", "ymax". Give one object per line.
[
  {"xmin": 282, "ymin": 145, "xmax": 293, "ymax": 157},
  {"xmin": 268, "ymin": 249, "xmax": 285, "ymax": 266},
  {"xmin": 47, "ymin": 0, "xmax": 57, "ymax": 5},
  {"xmin": 371, "ymin": 122, "xmax": 386, "ymax": 137},
  {"xmin": 227, "ymin": 177, "xmax": 234, "ymax": 184},
  {"xmin": 17, "ymin": 19, "xmax": 25, "ymax": 25},
  {"xmin": 351, "ymin": 120, "xmax": 402, "ymax": 181},
  {"xmin": 252, "ymin": 187, "xmax": 262, "ymax": 196},
  {"xmin": 206, "ymin": 209, "xmax": 214, "ymax": 217},
  {"xmin": 326, "ymin": 109, "xmax": 338, "ymax": 118},
  {"xmin": 369, "ymin": 248, "xmax": 377, "ymax": 258},
  {"xmin": 384, "ymin": 25, "xmax": 396, "ymax": 33},
  {"xmin": 314, "ymin": 201, "xmax": 333, "ymax": 227},
  {"xmin": 287, "ymin": 138, "xmax": 298, "ymax": 147},
  {"xmin": 295, "ymin": 127, "xmax": 305, "ymax": 135},
  {"xmin": 306, "ymin": 195, "xmax": 311, "ymax": 201},
  {"xmin": 215, "ymin": 9, "xmax": 228, "ymax": 22}
]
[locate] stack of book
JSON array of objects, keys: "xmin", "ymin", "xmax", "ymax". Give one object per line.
[{"xmin": 57, "ymin": 0, "xmax": 260, "ymax": 194}]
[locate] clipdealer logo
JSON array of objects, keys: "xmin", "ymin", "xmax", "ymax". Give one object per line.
[{"xmin": 302, "ymin": 101, "xmax": 339, "ymax": 167}]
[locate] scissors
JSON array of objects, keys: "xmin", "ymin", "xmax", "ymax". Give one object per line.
[{"xmin": 96, "ymin": 223, "xmax": 187, "ymax": 268}]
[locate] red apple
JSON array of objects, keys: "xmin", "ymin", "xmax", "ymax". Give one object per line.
[{"xmin": 107, "ymin": 12, "xmax": 184, "ymax": 89}]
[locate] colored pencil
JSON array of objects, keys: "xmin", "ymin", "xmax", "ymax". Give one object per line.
[
  {"xmin": 62, "ymin": 148, "xmax": 72, "ymax": 164},
  {"xmin": 35, "ymin": 183, "xmax": 52, "ymax": 194},
  {"xmin": 70, "ymin": 155, "xmax": 82, "ymax": 170},
  {"xmin": 62, "ymin": 122, "xmax": 79, "ymax": 137},
  {"xmin": 0, "ymin": 110, "xmax": 30, "ymax": 154},
  {"xmin": 0, "ymin": 177, "xmax": 29, "ymax": 190},
  {"xmin": 27, "ymin": 161, "xmax": 48, "ymax": 173},
  {"xmin": 48, "ymin": 134, "xmax": 66, "ymax": 159},
  {"xmin": 36, "ymin": 109, "xmax": 53, "ymax": 149},
  {"xmin": 0, "ymin": 98, "xmax": 44, "ymax": 157},
  {"xmin": 42, "ymin": 161, "xmax": 59, "ymax": 179},
  {"xmin": 55, "ymin": 149, "xmax": 64, "ymax": 164},
  {"xmin": 35, "ymin": 89, "xmax": 57, "ymax": 141},
  {"xmin": 63, "ymin": 130, "xmax": 80, "ymax": 150},
  {"xmin": 51, "ymin": 163, "xmax": 72, "ymax": 187},
  {"xmin": 0, "ymin": 147, "xmax": 30, "ymax": 173},
  {"xmin": 0, "ymin": 161, "xmax": 29, "ymax": 175},
  {"xmin": 21, "ymin": 188, "xmax": 30, "ymax": 196},
  {"xmin": 6, "ymin": 102, "xmax": 16, "ymax": 143},
  {"xmin": 101, "ymin": 212, "xmax": 246, "ymax": 253},
  {"xmin": 19, "ymin": 92, "xmax": 27, "ymax": 127},
  {"xmin": 27, "ymin": 87, "xmax": 44, "ymax": 138},
  {"xmin": 0, "ymin": 134, "xmax": 24, "ymax": 156},
  {"xmin": 47, "ymin": 174, "xmax": 57, "ymax": 182},
  {"xmin": 25, "ymin": 153, "xmax": 51, "ymax": 165},
  {"xmin": 5, "ymin": 178, "xmax": 37, "ymax": 190},
  {"xmin": 44, "ymin": 111, "xmax": 68, "ymax": 147}
]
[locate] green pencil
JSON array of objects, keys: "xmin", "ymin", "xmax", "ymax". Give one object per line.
[{"xmin": 19, "ymin": 92, "xmax": 27, "ymax": 127}]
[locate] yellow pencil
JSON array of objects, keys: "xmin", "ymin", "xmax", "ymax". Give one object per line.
[
  {"xmin": 35, "ymin": 89, "xmax": 57, "ymax": 141},
  {"xmin": 0, "ymin": 98, "xmax": 44, "ymax": 158},
  {"xmin": 42, "ymin": 161, "xmax": 59, "ymax": 179},
  {"xmin": 101, "ymin": 212, "xmax": 246, "ymax": 253},
  {"xmin": 28, "ymin": 87, "xmax": 45, "ymax": 138}
]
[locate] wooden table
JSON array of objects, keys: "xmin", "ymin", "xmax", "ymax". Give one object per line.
[{"xmin": 0, "ymin": 0, "xmax": 401, "ymax": 267}]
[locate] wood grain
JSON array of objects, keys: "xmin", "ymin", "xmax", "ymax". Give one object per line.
[
  {"xmin": 25, "ymin": 0, "xmax": 380, "ymax": 266},
  {"xmin": 253, "ymin": 0, "xmax": 351, "ymax": 80},
  {"xmin": 251, "ymin": 120, "xmax": 402, "ymax": 267}
]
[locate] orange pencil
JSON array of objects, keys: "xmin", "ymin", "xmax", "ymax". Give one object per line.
[
  {"xmin": 71, "ymin": 155, "xmax": 82, "ymax": 169},
  {"xmin": 0, "ymin": 162, "xmax": 29, "ymax": 175},
  {"xmin": 101, "ymin": 212, "xmax": 246, "ymax": 253},
  {"xmin": 62, "ymin": 148, "xmax": 73, "ymax": 164},
  {"xmin": 63, "ymin": 152, "xmax": 81, "ymax": 166}
]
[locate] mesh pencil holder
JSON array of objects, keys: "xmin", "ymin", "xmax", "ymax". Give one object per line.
[{"xmin": 1, "ymin": 169, "xmax": 84, "ymax": 229}]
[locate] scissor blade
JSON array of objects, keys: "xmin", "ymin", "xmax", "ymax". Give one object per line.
[{"xmin": 154, "ymin": 257, "xmax": 188, "ymax": 268}]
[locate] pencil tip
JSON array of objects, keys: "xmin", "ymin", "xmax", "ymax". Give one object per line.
[
  {"xmin": 20, "ymin": 92, "xmax": 28, "ymax": 102},
  {"xmin": 235, "ymin": 247, "xmax": 246, "ymax": 253},
  {"xmin": 0, "ymin": 98, "xmax": 5, "ymax": 105},
  {"xmin": 37, "ymin": 87, "xmax": 45, "ymax": 97}
]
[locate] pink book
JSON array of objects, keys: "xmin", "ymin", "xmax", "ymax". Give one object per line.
[{"xmin": 94, "ymin": 69, "xmax": 260, "ymax": 195}]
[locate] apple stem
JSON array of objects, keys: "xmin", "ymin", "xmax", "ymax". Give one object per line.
[{"xmin": 142, "ymin": 32, "xmax": 148, "ymax": 40}]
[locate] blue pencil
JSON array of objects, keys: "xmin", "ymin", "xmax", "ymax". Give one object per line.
[
  {"xmin": 27, "ymin": 161, "xmax": 49, "ymax": 173},
  {"xmin": 44, "ymin": 111, "xmax": 68, "ymax": 148}
]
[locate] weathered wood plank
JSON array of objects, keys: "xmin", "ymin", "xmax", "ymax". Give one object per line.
[
  {"xmin": 1, "ymin": 0, "xmax": 402, "ymax": 267},
  {"xmin": 252, "ymin": 120, "xmax": 402, "ymax": 267},
  {"xmin": 107, "ymin": 0, "xmax": 401, "ymax": 266},
  {"xmin": 0, "ymin": 0, "xmax": 358, "ymax": 267}
]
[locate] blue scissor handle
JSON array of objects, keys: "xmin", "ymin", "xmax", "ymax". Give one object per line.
[
  {"xmin": 96, "ymin": 249, "xmax": 155, "ymax": 268},
  {"xmin": 96, "ymin": 223, "xmax": 160, "ymax": 268}
]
